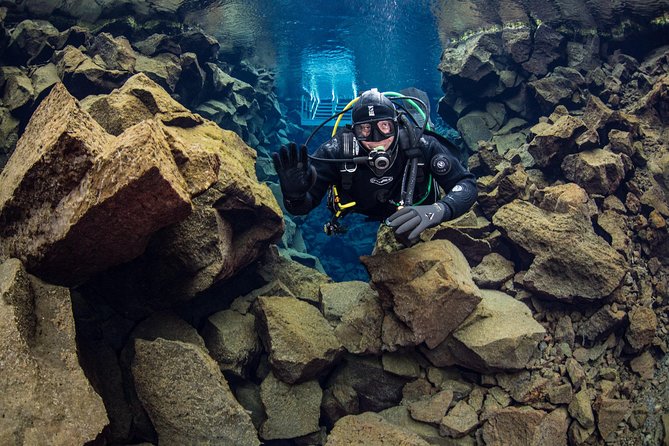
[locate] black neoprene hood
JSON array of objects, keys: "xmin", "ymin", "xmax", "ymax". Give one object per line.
[{"xmin": 351, "ymin": 89, "xmax": 397, "ymax": 124}]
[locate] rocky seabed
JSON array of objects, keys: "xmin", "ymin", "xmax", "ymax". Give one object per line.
[{"xmin": 1, "ymin": 2, "xmax": 669, "ymax": 446}]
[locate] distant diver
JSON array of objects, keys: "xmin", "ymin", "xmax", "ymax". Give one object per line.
[{"xmin": 273, "ymin": 88, "xmax": 477, "ymax": 245}]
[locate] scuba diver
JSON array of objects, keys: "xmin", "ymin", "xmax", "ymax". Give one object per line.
[{"xmin": 272, "ymin": 88, "xmax": 477, "ymax": 245}]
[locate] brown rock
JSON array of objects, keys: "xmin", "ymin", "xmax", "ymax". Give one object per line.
[
  {"xmin": 132, "ymin": 337, "xmax": 259, "ymax": 446},
  {"xmin": 493, "ymin": 200, "xmax": 626, "ymax": 301},
  {"xmin": 528, "ymin": 114, "xmax": 587, "ymax": 168},
  {"xmin": 482, "ymin": 407, "xmax": 569, "ymax": 446},
  {"xmin": 595, "ymin": 397, "xmax": 631, "ymax": 441},
  {"xmin": 630, "ymin": 351, "xmax": 656, "ymax": 379},
  {"xmin": 426, "ymin": 290, "xmax": 545, "ymax": 373},
  {"xmin": 536, "ymin": 183, "xmax": 597, "ymax": 217},
  {"xmin": 561, "ymin": 149, "xmax": 626, "ymax": 195},
  {"xmin": 326, "ymin": 412, "xmax": 430, "ymax": 446},
  {"xmin": 0, "ymin": 259, "xmax": 109, "ymax": 445},
  {"xmin": 0, "ymin": 83, "xmax": 192, "ymax": 285},
  {"xmin": 361, "ymin": 239, "xmax": 482, "ymax": 349},
  {"xmin": 625, "ymin": 306, "xmax": 657, "ymax": 351}
]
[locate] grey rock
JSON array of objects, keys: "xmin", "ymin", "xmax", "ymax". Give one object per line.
[
  {"xmin": 259, "ymin": 372, "xmax": 321, "ymax": 440},
  {"xmin": 255, "ymin": 296, "xmax": 343, "ymax": 383},
  {"xmin": 472, "ymin": 252, "xmax": 515, "ymax": 289},
  {"xmin": 203, "ymin": 309, "xmax": 262, "ymax": 378},
  {"xmin": 568, "ymin": 390, "xmax": 595, "ymax": 429},
  {"xmin": 440, "ymin": 401, "xmax": 479, "ymax": 438},
  {"xmin": 576, "ymin": 305, "xmax": 626, "ymax": 343},
  {"xmin": 132, "ymin": 337, "xmax": 259, "ymax": 446},
  {"xmin": 425, "ymin": 290, "xmax": 545, "ymax": 373},
  {"xmin": 409, "ymin": 390, "xmax": 454, "ymax": 425}
]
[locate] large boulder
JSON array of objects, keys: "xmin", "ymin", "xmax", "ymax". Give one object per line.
[
  {"xmin": 255, "ymin": 296, "xmax": 343, "ymax": 383},
  {"xmin": 423, "ymin": 290, "xmax": 545, "ymax": 372},
  {"xmin": 131, "ymin": 337, "xmax": 259, "ymax": 446},
  {"xmin": 82, "ymin": 73, "xmax": 284, "ymax": 299},
  {"xmin": 0, "ymin": 83, "xmax": 192, "ymax": 285},
  {"xmin": 0, "ymin": 258, "xmax": 108, "ymax": 444},
  {"xmin": 361, "ymin": 240, "xmax": 482, "ymax": 349},
  {"xmin": 492, "ymin": 200, "xmax": 626, "ymax": 301}
]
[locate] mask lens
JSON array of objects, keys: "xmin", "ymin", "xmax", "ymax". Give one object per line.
[
  {"xmin": 353, "ymin": 120, "xmax": 395, "ymax": 142},
  {"xmin": 375, "ymin": 120, "xmax": 394, "ymax": 137}
]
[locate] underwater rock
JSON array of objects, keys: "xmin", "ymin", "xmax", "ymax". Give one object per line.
[
  {"xmin": 0, "ymin": 258, "xmax": 109, "ymax": 444},
  {"xmin": 6, "ymin": 19, "xmax": 59, "ymax": 65},
  {"xmin": 362, "ymin": 239, "xmax": 482, "ymax": 349},
  {"xmin": 89, "ymin": 32, "xmax": 138, "ymax": 72},
  {"xmin": 0, "ymin": 83, "xmax": 192, "ymax": 285},
  {"xmin": 54, "ymin": 45, "xmax": 130, "ymax": 98},
  {"xmin": 482, "ymin": 407, "xmax": 569, "ymax": 446},
  {"xmin": 82, "ymin": 73, "xmax": 282, "ymax": 299},
  {"xmin": 131, "ymin": 337, "xmax": 259, "ymax": 446},
  {"xmin": 203, "ymin": 308, "xmax": 262, "ymax": 378},
  {"xmin": 255, "ymin": 296, "xmax": 343, "ymax": 384},
  {"xmin": 322, "ymin": 356, "xmax": 409, "ymax": 425},
  {"xmin": 133, "ymin": 33, "xmax": 182, "ymax": 57},
  {"xmin": 259, "ymin": 372, "xmax": 322, "ymax": 440},
  {"xmin": 575, "ymin": 305, "xmax": 626, "ymax": 343},
  {"xmin": 535, "ymin": 182, "xmax": 598, "ymax": 218},
  {"xmin": 326, "ymin": 412, "xmax": 430, "ymax": 446},
  {"xmin": 472, "ymin": 252, "xmax": 516, "ymax": 289},
  {"xmin": 439, "ymin": 400, "xmax": 479, "ymax": 438},
  {"xmin": 493, "ymin": 200, "xmax": 626, "ymax": 301},
  {"xmin": 1, "ymin": 67, "xmax": 34, "ymax": 116},
  {"xmin": 527, "ymin": 114, "xmax": 588, "ymax": 169},
  {"xmin": 257, "ymin": 246, "xmax": 332, "ymax": 303},
  {"xmin": 379, "ymin": 405, "xmax": 455, "ymax": 446},
  {"xmin": 320, "ymin": 281, "xmax": 383, "ymax": 355},
  {"xmin": 625, "ymin": 306, "xmax": 657, "ymax": 352},
  {"xmin": 560, "ymin": 148, "xmax": 626, "ymax": 195},
  {"xmin": 423, "ymin": 290, "xmax": 545, "ymax": 373}
]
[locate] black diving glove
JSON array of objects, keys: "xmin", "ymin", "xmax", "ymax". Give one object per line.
[
  {"xmin": 272, "ymin": 142, "xmax": 316, "ymax": 201},
  {"xmin": 385, "ymin": 203, "xmax": 451, "ymax": 243}
]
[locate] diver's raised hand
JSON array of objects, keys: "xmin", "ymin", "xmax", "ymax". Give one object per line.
[
  {"xmin": 385, "ymin": 203, "xmax": 451, "ymax": 244},
  {"xmin": 272, "ymin": 142, "xmax": 316, "ymax": 200}
]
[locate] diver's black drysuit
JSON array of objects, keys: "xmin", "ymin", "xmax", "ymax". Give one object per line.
[{"xmin": 283, "ymin": 130, "xmax": 478, "ymax": 223}]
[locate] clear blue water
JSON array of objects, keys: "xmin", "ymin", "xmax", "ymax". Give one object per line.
[{"xmin": 189, "ymin": 0, "xmax": 446, "ymax": 281}]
